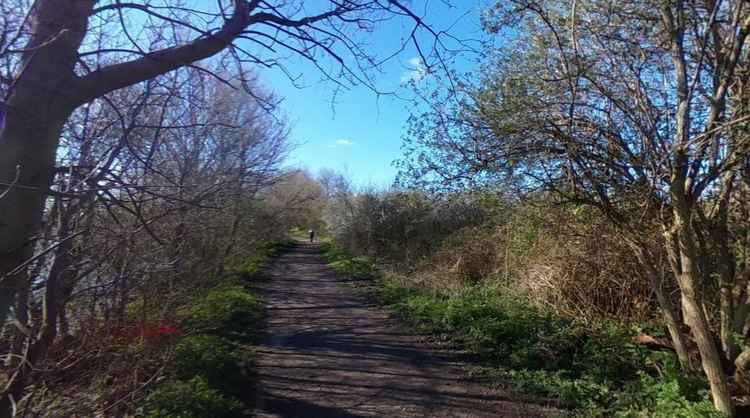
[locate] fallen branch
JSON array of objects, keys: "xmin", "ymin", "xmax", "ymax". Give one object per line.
[{"xmin": 631, "ymin": 333, "xmax": 676, "ymax": 352}]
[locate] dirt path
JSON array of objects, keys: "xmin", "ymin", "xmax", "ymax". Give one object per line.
[{"xmin": 252, "ymin": 243, "xmax": 557, "ymax": 417}]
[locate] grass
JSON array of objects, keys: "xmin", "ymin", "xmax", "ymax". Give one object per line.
[{"xmin": 323, "ymin": 243, "xmax": 723, "ymax": 417}]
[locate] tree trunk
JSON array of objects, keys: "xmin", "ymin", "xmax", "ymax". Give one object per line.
[
  {"xmin": 734, "ymin": 347, "xmax": 750, "ymax": 394},
  {"xmin": 666, "ymin": 213, "xmax": 735, "ymax": 416},
  {"xmin": 709, "ymin": 171, "xmax": 739, "ymax": 362},
  {"xmin": 0, "ymin": 0, "xmax": 92, "ymax": 331},
  {"xmin": 0, "ymin": 5, "xmax": 94, "ymax": 416},
  {"xmin": 58, "ymin": 306, "xmax": 69, "ymax": 338},
  {"xmin": 217, "ymin": 210, "xmax": 244, "ymax": 276},
  {"xmin": 634, "ymin": 245, "xmax": 693, "ymax": 370},
  {"xmin": 6, "ymin": 274, "xmax": 30, "ymax": 369}
]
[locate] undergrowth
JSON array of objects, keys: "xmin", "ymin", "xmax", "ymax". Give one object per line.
[
  {"xmin": 324, "ymin": 243, "xmax": 723, "ymax": 417},
  {"xmin": 141, "ymin": 240, "xmax": 292, "ymax": 417},
  {"xmin": 322, "ymin": 243, "xmax": 377, "ymax": 279},
  {"xmin": 235, "ymin": 240, "xmax": 296, "ymax": 280},
  {"xmin": 144, "ymin": 376, "xmax": 243, "ymax": 418},
  {"xmin": 178, "ymin": 285, "xmax": 262, "ymax": 342}
]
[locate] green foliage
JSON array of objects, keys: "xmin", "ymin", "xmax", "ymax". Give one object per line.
[
  {"xmin": 178, "ymin": 285, "xmax": 262, "ymax": 342},
  {"xmin": 144, "ymin": 376, "xmax": 243, "ymax": 418},
  {"xmin": 376, "ymin": 279, "xmax": 720, "ymax": 416},
  {"xmin": 380, "ymin": 284, "xmax": 643, "ymax": 376},
  {"xmin": 324, "ymin": 187, "xmax": 501, "ymax": 265},
  {"xmin": 505, "ymin": 369, "xmax": 612, "ymax": 410},
  {"xmin": 235, "ymin": 240, "xmax": 295, "ymax": 279},
  {"xmin": 329, "ymin": 256, "xmax": 377, "ymax": 279},
  {"xmin": 147, "ymin": 247, "xmax": 279, "ymax": 416},
  {"xmin": 323, "ymin": 243, "xmax": 378, "ymax": 279},
  {"xmin": 172, "ymin": 335, "xmax": 245, "ymax": 394},
  {"xmin": 607, "ymin": 353, "xmax": 723, "ymax": 417},
  {"xmin": 609, "ymin": 373, "xmax": 722, "ymax": 418},
  {"xmin": 321, "ymin": 242, "xmax": 349, "ymax": 263},
  {"xmin": 236, "ymin": 256, "xmax": 267, "ymax": 279}
]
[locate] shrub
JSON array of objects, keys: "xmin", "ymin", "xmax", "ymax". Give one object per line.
[
  {"xmin": 144, "ymin": 376, "xmax": 243, "ymax": 418},
  {"xmin": 328, "ymin": 256, "xmax": 377, "ymax": 279},
  {"xmin": 236, "ymin": 255, "xmax": 267, "ymax": 279},
  {"xmin": 432, "ymin": 226, "xmax": 501, "ymax": 281},
  {"xmin": 178, "ymin": 285, "xmax": 262, "ymax": 342},
  {"xmin": 381, "ymin": 285, "xmax": 634, "ymax": 374},
  {"xmin": 323, "ymin": 243, "xmax": 378, "ymax": 278},
  {"xmin": 321, "ymin": 242, "xmax": 350, "ymax": 263},
  {"xmin": 172, "ymin": 335, "xmax": 245, "ymax": 394},
  {"xmin": 621, "ymin": 375, "xmax": 721, "ymax": 418},
  {"xmin": 235, "ymin": 240, "xmax": 294, "ymax": 279},
  {"xmin": 607, "ymin": 353, "xmax": 723, "ymax": 418},
  {"xmin": 261, "ymin": 239, "xmax": 295, "ymax": 256}
]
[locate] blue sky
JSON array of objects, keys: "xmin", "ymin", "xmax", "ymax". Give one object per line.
[{"xmin": 254, "ymin": 1, "xmax": 488, "ymax": 188}]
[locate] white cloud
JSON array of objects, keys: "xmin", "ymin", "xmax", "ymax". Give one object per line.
[
  {"xmin": 327, "ymin": 139, "xmax": 356, "ymax": 148},
  {"xmin": 400, "ymin": 57, "xmax": 428, "ymax": 84}
]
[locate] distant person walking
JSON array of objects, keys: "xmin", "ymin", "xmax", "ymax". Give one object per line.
[{"xmin": 309, "ymin": 229, "xmax": 315, "ymax": 243}]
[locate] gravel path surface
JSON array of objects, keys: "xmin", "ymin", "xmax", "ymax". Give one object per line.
[{"xmin": 252, "ymin": 243, "xmax": 557, "ymax": 417}]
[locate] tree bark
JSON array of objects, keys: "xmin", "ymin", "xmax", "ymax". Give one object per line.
[
  {"xmin": 634, "ymin": 245, "xmax": 693, "ymax": 370},
  {"xmin": 707, "ymin": 171, "xmax": 740, "ymax": 362},
  {"xmin": 734, "ymin": 347, "xmax": 750, "ymax": 394},
  {"xmin": 666, "ymin": 213, "xmax": 735, "ymax": 416},
  {"xmin": 0, "ymin": 0, "xmax": 92, "ymax": 331},
  {"xmin": 6, "ymin": 274, "xmax": 29, "ymax": 370}
]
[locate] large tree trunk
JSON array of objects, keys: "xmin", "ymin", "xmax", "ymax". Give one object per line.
[
  {"xmin": 0, "ymin": 3, "xmax": 92, "ymax": 416},
  {"xmin": 0, "ymin": 208, "xmax": 79, "ymax": 416},
  {"xmin": 666, "ymin": 212, "xmax": 735, "ymax": 417},
  {"xmin": 734, "ymin": 347, "xmax": 750, "ymax": 394},
  {"xmin": 0, "ymin": 112, "xmax": 68, "ymax": 327},
  {"xmin": 0, "ymin": 0, "xmax": 92, "ymax": 331}
]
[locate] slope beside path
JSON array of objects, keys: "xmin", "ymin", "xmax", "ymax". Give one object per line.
[{"xmin": 252, "ymin": 243, "xmax": 558, "ymax": 417}]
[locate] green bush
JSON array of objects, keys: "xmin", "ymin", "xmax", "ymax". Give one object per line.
[
  {"xmin": 322, "ymin": 243, "xmax": 377, "ymax": 278},
  {"xmin": 321, "ymin": 242, "xmax": 350, "ymax": 263},
  {"xmin": 144, "ymin": 376, "xmax": 243, "ymax": 418},
  {"xmin": 145, "ymin": 247, "xmax": 282, "ymax": 417},
  {"xmin": 329, "ymin": 256, "xmax": 377, "ymax": 279},
  {"xmin": 609, "ymin": 374, "xmax": 721, "ymax": 418},
  {"xmin": 236, "ymin": 255, "xmax": 269, "ymax": 279},
  {"xmin": 381, "ymin": 285, "xmax": 640, "ymax": 375},
  {"xmin": 172, "ymin": 335, "xmax": 245, "ymax": 394},
  {"xmin": 235, "ymin": 240, "xmax": 294, "ymax": 279},
  {"xmin": 261, "ymin": 239, "xmax": 295, "ymax": 256},
  {"xmin": 607, "ymin": 353, "xmax": 723, "ymax": 417},
  {"xmin": 506, "ymin": 369, "xmax": 613, "ymax": 410},
  {"xmin": 179, "ymin": 285, "xmax": 262, "ymax": 342}
]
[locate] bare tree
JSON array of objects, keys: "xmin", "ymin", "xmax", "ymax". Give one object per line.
[
  {"xmin": 0, "ymin": 0, "xmax": 454, "ymax": 336},
  {"xmin": 400, "ymin": 0, "xmax": 750, "ymax": 415},
  {"xmin": 1, "ymin": 64, "xmax": 291, "ymax": 415}
]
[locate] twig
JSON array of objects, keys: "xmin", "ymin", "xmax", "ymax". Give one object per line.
[
  {"xmin": 96, "ymin": 366, "xmax": 164, "ymax": 414},
  {"xmin": 0, "ymin": 164, "xmax": 21, "ymax": 200}
]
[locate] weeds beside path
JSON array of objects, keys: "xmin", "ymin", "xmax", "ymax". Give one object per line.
[
  {"xmin": 143, "ymin": 240, "xmax": 293, "ymax": 417},
  {"xmin": 252, "ymin": 242, "xmax": 558, "ymax": 417},
  {"xmin": 320, "ymin": 244, "xmax": 723, "ymax": 417}
]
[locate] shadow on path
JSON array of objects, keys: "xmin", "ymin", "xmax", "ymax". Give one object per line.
[{"xmin": 252, "ymin": 243, "xmax": 557, "ymax": 417}]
